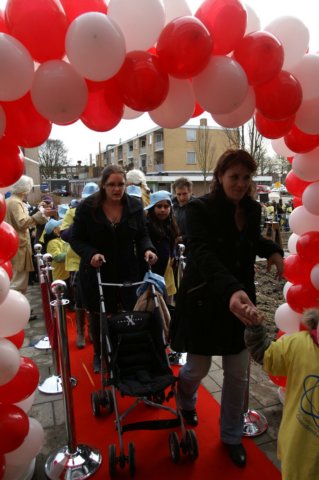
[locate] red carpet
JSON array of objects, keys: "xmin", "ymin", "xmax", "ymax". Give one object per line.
[{"xmin": 67, "ymin": 315, "xmax": 281, "ymax": 479}]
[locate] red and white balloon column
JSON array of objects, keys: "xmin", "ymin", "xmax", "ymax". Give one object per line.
[{"xmin": 0, "ymin": 0, "xmax": 318, "ymax": 471}]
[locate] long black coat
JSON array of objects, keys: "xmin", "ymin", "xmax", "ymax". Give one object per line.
[
  {"xmin": 70, "ymin": 193, "xmax": 155, "ymax": 313},
  {"xmin": 170, "ymin": 192, "xmax": 283, "ymax": 356}
]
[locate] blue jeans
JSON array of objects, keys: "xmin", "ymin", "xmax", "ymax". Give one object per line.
[{"xmin": 177, "ymin": 349, "xmax": 249, "ymax": 444}]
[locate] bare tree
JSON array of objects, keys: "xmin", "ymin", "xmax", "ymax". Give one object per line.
[
  {"xmin": 39, "ymin": 139, "xmax": 68, "ymax": 178},
  {"xmin": 195, "ymin": 120, "xmax": 217, "ymax": 192}
]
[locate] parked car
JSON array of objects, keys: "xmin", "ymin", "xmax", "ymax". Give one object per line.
[
  {"xmin": 256, "ymin": 184, "xmax": 271, "ymax": 193},
  {"xmin": 53, "ymin": 188, "xmax": 69, "ymax": 197}
]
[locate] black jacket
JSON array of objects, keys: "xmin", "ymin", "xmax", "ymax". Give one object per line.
[
  {"xmin": 170, "ymin": 192, "xmax": 283, "ymax": 355},
  {"xmin": 70, "ymin": 193, "xmax": 155, "ymax": 312}
]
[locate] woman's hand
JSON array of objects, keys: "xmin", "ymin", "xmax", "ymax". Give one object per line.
[
  {"xmin": 144, "ymin": 250, "xmax": 158, "ymax": 265},
  {"xmin": 90, "ymin": 253, "xmax": 106, "ymax": 268},
  {"xmin": 267, "ymin": 252, "xmax": 284, "ymax": 280},
  {"xmin": 229, "ymin": 290, "xmax": 259, "ymax": 326}
]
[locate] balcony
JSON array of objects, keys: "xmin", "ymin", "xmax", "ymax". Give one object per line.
[
  {"xmin": 155, "ymin": 163, "xmax": 164, "ymax": 172},
  {"xmin": 154, "ymin": 140, "xmax": 164, "ymax": 151}
]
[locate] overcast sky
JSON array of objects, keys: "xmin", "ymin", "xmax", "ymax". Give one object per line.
[{"xmin": 1, "ymin": 0, "xmax": 318, "ymax": 163}]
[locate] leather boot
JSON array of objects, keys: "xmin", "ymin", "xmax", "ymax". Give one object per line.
[{"xmin": 75, "ymin": 307, "xmax": 86, "ymax": 349}]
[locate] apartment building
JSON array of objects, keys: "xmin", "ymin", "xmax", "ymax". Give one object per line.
[{"xmin": 96, "ymin": 119, "xmax": 235, "ymax": 195}]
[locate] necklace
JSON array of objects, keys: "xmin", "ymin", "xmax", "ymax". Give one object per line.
[{"xmin": 102, "ymin": 203, "xmax": 122, "ymax": 227}]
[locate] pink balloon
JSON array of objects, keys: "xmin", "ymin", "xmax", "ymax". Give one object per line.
[
  {"xmin": 310, "ymin": 264, "xmax": 319, "ymax": 290},
  {"xmin": 295, "ymin": 96, "xmax": 319, "ymax": 135},
  {"xmin": 66, "ymin": 12, "xmax": 126, "ymax": 82},
  {"xmin": 289, "ymin": 206, "xmax": 319, "ymax": 236},
  {"xmin": 31, "ymin": 60, "xmax": 88, "ymax": 125},
  {"xmin": 192, "ymin": 55, "xmax": 248, "ymax": 115},
  {"xmin": 290, "ymin": 54, "xmax": 319, "ymax": 101},
  {"xmin": 0, "ymin": 338, "xmax": 20, "ymax": 386},
  {"xmin": 292, "ymin": 147, "xmax": 319, "ymax": 182},
  {"xmin": 302, "ymin": 182, "xmax": 319, "ymax": 215},
  {"xmin": 0, "ymin": 266, "xmax": 10, "ymax": 304},
  {"xmin": 0, "ymin": 33, "xmax": 34, "ymax": 101},
  {"xmin": 149, "ymin": 77, "xmax": 195, "ymax": 128},
  {"xmin": 0, "ymin": 290, "xmax": 30, "ymax": 337},
  {"xmin": 212, "ymin": 86, "xmax": 255, "ymax": 128}
]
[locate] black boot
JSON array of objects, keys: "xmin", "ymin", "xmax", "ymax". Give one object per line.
[{"xmin": 75, "ymin": 307, "xmax": 86, "ymax": 349}]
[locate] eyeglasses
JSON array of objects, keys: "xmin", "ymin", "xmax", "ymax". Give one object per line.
[{"xmin": 105, "ymin": 182, "xmax": 126, "ymax": 189}]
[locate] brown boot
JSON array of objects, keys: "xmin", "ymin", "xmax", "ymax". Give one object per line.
[{"xmin": 75, "ymin": 307, "xmax": 86, "ymax": 349}]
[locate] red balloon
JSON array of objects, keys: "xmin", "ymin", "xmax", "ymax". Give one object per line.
[
  {"xmin": 156, "ymin": 16, "xmax": 213, "ymax": 79},
  {"xmin": 0, "ymin": 193, "xmax": 6, "ymax": 223},
  {"xmin": 81, "ymin": 79, "xmax": 124, "ymax": 132},
  {"xmin": 255, "ymin": 111, "xmax": 295, "ymax": 139},
  {"xmin": 255, "ymin": 71, "xmax": 302, "ymax": 121},
  {"xmin": 233, "ymin": 31, "xmax": 284, "ymax": 86},
  {"xmin": 3, "ymin": 93, "xmax": 52, "ymax": 148},
  {"xmin": 60, "ymin": 0, "xmax": 107, "ymax": 23},
  {"xmin": 269, "ymin": 373, "xmax": 287, "ymax": 388},
  {"xmin": 0, "ymin": 221, "xmax": 19, "ymax": 262},
  {"xmin": 286, "ymin": 282, "xmax": 319, "ymax": 313},
  {"xmin": 276, "ymin": 330, "xmax": 285, "ymax": 340},
  {"xmin": 285, "ymin": 170, "xmax": 311, "ymax": 197},
  {"xmin": 192, "ymin": 102, "xmax": 204, "ymax": 118},
  {"xmin": 284, "ymin": 124, "xmax": 319, "ymax": 154},
  {"xmin": 0, "ymin": 137, "xmax": 24, "ymax": 188},
  {"xmin": 287, "ymin": 156, "xmax": 294, "ymax": 164},
  {"xmin": 5, "ymin": 0, "xmax": 68, "ymax": 63},
  {"xmin": 284, "ymin": 254, "xmax": 313, "ymax": 284},
  {"xmin": 293, "ymin": 196, "xmax": 302, "ymax": 208},
  {"xmin": 0, "ymin": 404, "xmax": 29, "ymax": 454},
  {"xmin": 0, "ymin": 356, "xmax": 39, "ymax": 404},
  {"xmin": 296, "ymin": 231, "xmax": 319, "ymax": 262},
  {"xmin": 0, "ymin": 260, "xmax": 13, "ymax": 279},
  {"xmin": 5, "ymin": 330, "xmax": 25, "ymax": 349},
  {"xmin": 0, "ymin": 453, "xmax": 5, "ymax": 479},
  {"xmin": 116, "ymin": 51, "xmax": 169, "ymax": 112},
  {"xmin": 196, "ymin": 0, "xmax": 246, "ymax": 55},
  {"xmin": 0, "ymin": 9, "xmax": 9, "ymax": 33}
]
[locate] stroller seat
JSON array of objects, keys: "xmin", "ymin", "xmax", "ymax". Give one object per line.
[{"xmin": 108, "ymin": 310, "xmax": 175, "ymax": 397}]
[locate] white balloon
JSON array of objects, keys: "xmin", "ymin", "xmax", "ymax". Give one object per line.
[
  {"xmin": 295, "ymin": 96, "xmax": 319, "ymax": 135},
  {"xmin": 0, "ymin": 33, "xmax": 34, "ymax": 101},
  {"xmin": 15, "ymin": 391, "xmax": 36, "ymax": 414},
  {"xmin": 292, "ymin": 148, "xmax": 319, "ymax": 182},
  {"xmin": 108, "ymin": 0, "xmax": 165, "ymax": 51},
  {"xmin": 212, "ymin": 86, "xmax": 256, "ymax": 128},
  {"xmin": 289, "ymin": 206, "xmax": 319, "ymax": 236},
  {"xmin": 0, "ymin": 338, "xmax": 20, "ymax": 385},
  {"xmin": 283, "ymin": 281, "xmax": 293, "ymax": 300},
  {"xmin": 310, "ymin": 264, "xmax": 319, "ymax": 290},
  {"xmin": 264, "ymin": 16, "xmax": 309, "ymax": 70},
  {"xmin": 302, "ymin": 182, "xmax": 319, "ymax": 215},
  {"xmin": 123, "ymin": 106, "xmax": 144, "ymax": 120},
  {"xmin": 0, "ymin": 266, "xmax": 10, "ymax": 304},
  {"xmin": 149, "ymin": 77, "xmax": 195, "ymax": 128},
  {"xmin": 163, "ymin": 0, "xmax": 191, "ymax": 25},
  {"xmin": 0, "ymin": 104, "xmax": 6, "ymax": 138},
  {"xmin": 287, "ymin": 233, "xmax": 299, "ymax": 254},
  {"xmin": 274, "ymin": 303, "xmax": 301, "ymax": 334},
  {"xmin": 271, "ymin": 138, "xmax": 294, "ymax": 157},
  {"xmin": 290, "ymin": 54, "xmax": 319, "ymax": 101},
  {"xmin": 193, "ymin": 55, "xmax": 248, "ymax": 115},
  {"xmin": 5, "ymin": 418, "xmax": 44, "ymax": 466},
  {"xmin": 0, "ymin": 290, "xmax": 30, "ymax": 337},
  {"xmin": 244, "ymin": 4, "xmax": 261, "ymax": 34},
  {"xmin": 3, "ymin": 457, "xmax": 35, "ymax": 480},
  {"xmin": 66, "ymin": 12, "xmax": 126, "ymax": 81}
]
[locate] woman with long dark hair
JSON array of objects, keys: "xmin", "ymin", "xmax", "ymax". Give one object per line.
[
  {"xmin": 70, "ymin": 165, "xmax": 157, "ymax": 373},
  {"xmin": 170, "ymin": 149, "xmax": 284, "ymax": 467}
]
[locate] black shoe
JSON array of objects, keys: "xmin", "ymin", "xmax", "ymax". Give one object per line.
[
  {"xmin": 181, "ymin": 408, "xmax": 198, "ymax": 426},
  {"xmin": 93, "ymin": 354, "xmax": 101, "ymax": 374},
  {"xmin": 224, "ymin": 443, "xmax": 247, "ymax": 467}
]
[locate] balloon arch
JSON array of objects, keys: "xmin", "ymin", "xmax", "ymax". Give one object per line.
[{"xmin": 1, "ymin": 0, "xmax": 319, "ymax": 477}]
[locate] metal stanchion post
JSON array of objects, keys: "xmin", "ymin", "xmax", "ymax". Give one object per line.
[
  {"xmin": 45, "ymin": 280, "xmax": 102, "ymax": 479},
  {"xmin": 243, "ymin": 356, "xmax": 268, "ymax": 437},
  {"xmin": 34, "ymin": 244, "xmax": 51, "ymax": 350}
]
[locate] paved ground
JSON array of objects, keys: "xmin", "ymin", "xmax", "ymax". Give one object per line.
[{"xmin": 23, "ymin": 282, "xmax": 282, "ymax": 479}]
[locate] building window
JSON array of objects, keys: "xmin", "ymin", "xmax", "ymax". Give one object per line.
[
  {"xmin": 186, "ymin": 152, "xmax": 196, "ymax": 165},
  {"xmin": 186, "ymin": 129, "xmax": 196, "ymax": 141}
]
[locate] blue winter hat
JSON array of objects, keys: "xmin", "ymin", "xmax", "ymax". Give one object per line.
[
  {"xmin": 45, "ymin": 219, "xmax": 62, "ymax": 235},
  {"xmin": 58, "ymin": 204, "xmax": 69, "ymax": 219},
  {"xmin": 144, "ymin": 190, "xmax": 172, "ymax": 210},
  {"xmin": 127, "ymin": 185, "xmax": 142, "ymax": 198}
]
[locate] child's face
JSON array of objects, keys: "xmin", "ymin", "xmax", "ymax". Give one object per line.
[
  {"xmin": 53, "ymin": 226, "xmax": 61, "ymax": 235},
  {"xmin": 154, "ymin": 201, "xmax": 171, "ymax": 220}
]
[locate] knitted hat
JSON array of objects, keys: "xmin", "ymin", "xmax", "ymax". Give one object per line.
[
  {"xmin": 126, "ymin": 169, "xmax": 147, "ymax": 187},
  {"xmin": 11, "ymin": 175, "xmax": 34, "ymax": 194}
]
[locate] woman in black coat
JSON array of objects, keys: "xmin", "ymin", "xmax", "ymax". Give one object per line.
[
  {"xmin": 70, "ymin": 165, "xmax": 157, "ymax": 373},
  {"xmin": 170, "ymin": 149, "xmax": 283, "ymax": 467}
]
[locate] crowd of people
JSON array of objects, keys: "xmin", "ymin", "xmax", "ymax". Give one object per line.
[{"xmin": 4, "ymin": 151, "xmax": 318, "ymax": 479}]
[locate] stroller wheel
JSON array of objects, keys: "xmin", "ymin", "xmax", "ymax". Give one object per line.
[
  {"xmin": 109, "ymin": 444, "xmax": 117, "ymax": 477},
  {"xmin": 186, "ymin": 429, "xmax": 199, "ymax": 461},
  {"xmin": 91, "ymin": 391, "xmax": 101, "ymax": 417},
  {"xmin": 127, "ymin": 442, "xmax": 136, "ymax": 476},
  {"xmin": 101, "ymin": 389, "xmax": 114, "ymax": 414},
  {"xmin": 169, "ymin": 432, "xmax": 180, "ymax": 463}
]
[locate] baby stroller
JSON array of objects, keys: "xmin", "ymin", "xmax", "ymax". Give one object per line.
[{"xmin": 91, "ymin": 268, "xmax": 199, "ymax": 477}]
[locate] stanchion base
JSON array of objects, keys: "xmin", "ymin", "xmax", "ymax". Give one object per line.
[
  {"xmin": 45, "ymin": 444, "xmax": 102, "ymax": 479},
  {"xmin": 243, "ymin": 409, "xmax": 268, "ymax": 437},
  {"xmin": 38, "ymin": 375, "xmax": 63, "ymax": 394},
  {"xmin": 34, "ymin": 336, "xmax": 51, "ymax": 350}
]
